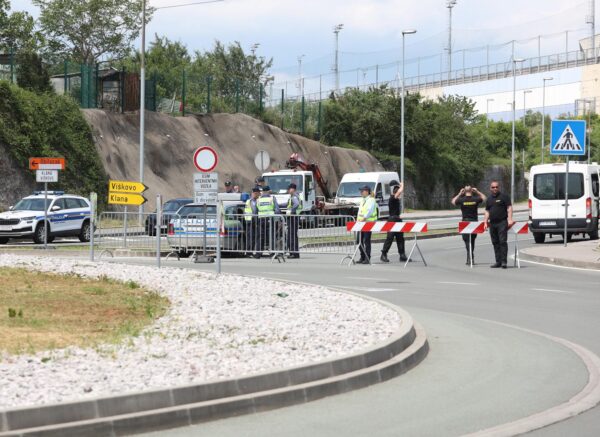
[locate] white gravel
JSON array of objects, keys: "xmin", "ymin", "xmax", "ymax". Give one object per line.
[{"xmin": 0, "ymin": 254, "xmax": 401, "ymax": 410}]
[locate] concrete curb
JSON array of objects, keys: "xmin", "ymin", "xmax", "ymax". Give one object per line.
[
  {"xmin": 519, "ymin": 250, "xmax": 600, "ymax": 270},
  {"xmin": 0, "ymin": 300, "xmax": 428, "ymax": 436}
]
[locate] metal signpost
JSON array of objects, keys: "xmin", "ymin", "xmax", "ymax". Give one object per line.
[
  {"xmin": 29, "ymin": 158, "xmax": 65, "ymax": 250},
  {"xmin": 254, "ymin": 150, "xmax": 271, "ymax": 173},
  {"xmin": 550, "ymin": 119, "xmax": 586, "ymax": 247},
  {"xmin": 193, "ymin": 146, "xmax": 221, "ymax": 273},
  {"xmin": 90, "ymin": 192, "xmax": 97, "ymax": 261}
]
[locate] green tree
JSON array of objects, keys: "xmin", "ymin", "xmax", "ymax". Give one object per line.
[
  {"xmin": 0, "ymin": 0, "xmax": 43, "ymax": 52},
  {"xmin": 16, "ymin": 52, "xmax": 53, "ymax": 93},
  {"xmin": 33, "ymin": 0, "xmax": 153, "ymax": 64}
]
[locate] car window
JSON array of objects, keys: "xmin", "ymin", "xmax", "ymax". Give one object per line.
[
  {"xmin": 12, "ymin": 198, "xmax": 49, "ymax": 211},
  {"xmin": 534, "ymin": 173, "xmax": 584, "ymax": 200},
  {"xmin": 375, "ymin": 183, "xmax": 383, "ymax": 199},
  {"xmin": 178, "ymin": 205, "xmax": 217, "ymax": 217},
  {"xmin": 52, "ymin": 199, "xmax": 67, "ymax": 210},
  {"xmin": 65, "ymin": 198, "xmax": 81, "ymax": 209},
  {"xmin": 77, "ymin": 199, "xmax": 89, "ymax": 208}
]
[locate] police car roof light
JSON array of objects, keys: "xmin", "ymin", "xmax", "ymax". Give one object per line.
[{"xmin": 33, "ymin": 191, "xmax": 65, "ymax": 196}]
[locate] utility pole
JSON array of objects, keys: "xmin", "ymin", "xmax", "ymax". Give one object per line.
[
  {"xmin": 139, "ymin": 0, "xmax": 146, "ymax": 221},
  {"xmin": 297, "ymin": 55, "xmax": 305, "ymax": 98},
  {"xmin": 446, "ymin": 0, "xmax": 457, "ymax": 81},
  {"xmin": 587, "ymin": 0, "xmax": 596, "ymax": 59},
  {"xmin": 333, "ymin": 24, "xmax": 344, "ymax": 92},
  {"xmin": 511, "ymin": 59, "xmax": 525, "ymax": 205},
  {"xmin": 401, "ymin": 29, "xmax": 417, "ymax": 214},
  {"xmin": 541, "ymin": 77, "xmax": 553, "ymax": 164}
]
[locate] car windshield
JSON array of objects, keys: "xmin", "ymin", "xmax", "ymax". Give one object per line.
[
  {"xmin": 164, "ymin": 201, "xmax": 189, "ymax": 213},
  {"xmin": 533, "ymin": 173, "xmax": 584, "ymax": 200},
  {"xmin": 337, "ymin": 182, "xmax": 375, "ymax": 198},
  {"xmin": 263, "ymin": 175, "xmax": 304, "ymax": 194},
  {"xmin": 177, "ymin": 205, "xmax": 217, "ymax": 217},
  {"xmin": 12, "ymin": 198, "xmax": 50, "ymax": 211}
]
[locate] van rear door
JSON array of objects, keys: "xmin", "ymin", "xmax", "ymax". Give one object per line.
[{"xmin": 532, "ymin": 172, "xmax": 560, "ymax": 225}]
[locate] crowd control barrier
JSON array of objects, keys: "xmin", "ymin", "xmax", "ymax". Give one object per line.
[{"xmin": 345, "ymin": 221, "xmax": 429, "ymax": 267}]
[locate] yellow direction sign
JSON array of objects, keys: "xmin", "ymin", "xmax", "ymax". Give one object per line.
[
  {"xmin": 109, "ymin": 180, "xmax": 148, "ymax": 194},
  {"xmin": 108, "ymin": 192, "xmax": 147, "ymax": 206}
]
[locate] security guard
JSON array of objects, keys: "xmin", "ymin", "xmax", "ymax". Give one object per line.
[
  {"xmin": 286, "ymin": 183, "xmax": 303, "ymax": 258},
  {"xmin": 244, "ymin": 187, "xmax": 260, "ymax": 256},
  {"xmin": 380, "ymin": 181, "xmax": 407, "ymax": 263},
  {"xmin": 451, "ymin": 184, "xmax": 486, "ymax": 265},
  {"xmin": 484, "ymin": 180, "xmax": 513, "ymax": 269},
  {"xmin": 255, "ymin": 185, "xmax": 280, "ymax": 258},
  {"xmin": 356, "ymin": 185, "xmax": 378, "ymax": 264}
]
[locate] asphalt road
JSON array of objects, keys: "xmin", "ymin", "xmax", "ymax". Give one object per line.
[{"xmin": 107, "ymin": 232, "xmax": 600, "ymax": 436}]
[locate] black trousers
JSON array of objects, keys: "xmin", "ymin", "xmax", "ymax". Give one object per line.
[
  {"xmin": 358, "ymin": 232, "xmax": 372, "ymax": 261},
  {"xmin": 286, "ymin": 215, "xmax": 299, "ymax": 254},
  {"xmin": 258, "ymin": 218, "xmax": 271, "ymax": 252},
  {"xmin": 245, "ymin": 219, "xmax": 257, "ymax": 253},
  {"xmin": 381, "ymin": 216, "xmax": 405, "ymax": 255},
  {"xmin": 461, "ymin": 219, "xmax": 477, "ymax": 257},
  {"xmin": 489, "ymin": 220, "xmax": 508, "ymax": 264}
]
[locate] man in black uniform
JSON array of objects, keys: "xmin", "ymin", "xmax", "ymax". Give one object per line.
[
  {"xmin": 484, "ymin": 181, "xmax": 513, "ymax": 269},
  {"xmin": 380, "ymin": 181, "xmax": 407, "ymax": 263},
  {"xmin": 452, "ymin": 185, "xmax": 486, "ymax": 265}
]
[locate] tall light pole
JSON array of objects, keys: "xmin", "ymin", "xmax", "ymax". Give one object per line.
[
  {"xmin": 522, "ymin": 90, "xmax": 532, "ymax": 171},
  {"xmin": 587, "ymin": 0, "xmax": 596, "ymax": 59},
  {"xmin": 541, "ymin": 77, "xmax": 553, "ymax": 164},
  {"xmin": 333, "ymin": 24, "xmax": 344, "ymax": 92},
  {"xmin": 446, "ymin": 0, "xmax": 457, "ymax": 81},
  {"xmin": 401, "ymin": 29, "xmax": 417, "ymax": 213},
  {"xmin": 511, "ymin": 58, "xmax": 525, "ymax": 204},
  {"xmin": 297, "ymin": 54, "xmax": 305, "ymax": 98},
  {"xmin": 486, "ymin": 98, "xmax": 494, "ymax": 128},
  {"xmin": 139, "ymin": 0, "xmax": 147, "ymax": 219}
]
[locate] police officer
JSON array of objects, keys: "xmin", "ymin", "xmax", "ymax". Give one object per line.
[
  {"xmin": 452, "ymin": 185, "xmax": 486, "ymax": 265},
  {"xmin": 224, "ymin": 181, "xmax": 234, "ymax": 193},
  {"xmin": 380, "ymin": 181, "xmax": 407, "ymax": 263},
  {"xmin": 356, "ymin": 185, "xmax": 378, "ymax": 264},
  {"xmin": 255, "ymin": 185, "xmax": 280, "ymax": 258},
  {"xmin": 286, "ymin": 183, "xmax": 303, "ymax": 259},
  {"xmin": 484, "ymin": 181, "xmax": 513, "ymax": 269},
  {"xmin": 244, "ymin": 187, "xmax": 260, "ymax": 256},
  {"xmin": 255, "ymin": 176, "xmax": 266, "ymax": 190}
]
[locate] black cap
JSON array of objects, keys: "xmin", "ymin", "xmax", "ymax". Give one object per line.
[
  {"xmin": 359, "ymin": 185, "xmax": 371, "ymax": 192},
  {"xmin": 256, "ymin": 176, "xmax": 265, "ymax": 183},
  {"xmin": 252, "ymin": 187, "xmax": 261, "ymax": 193},
  {"xmin": 389, "ymin": 180, "xmax": 399, "ymax": 186},
  {"xmin": 262, "ymin": 185, "xmax": 271, "ymax": 191},
  {"xmin": 224, "ymin": 181, "xmax": 232, "ymax": 186},
  {"xmin": 288, "ymin": 183, "xmax": 297, "ymax": 189}
]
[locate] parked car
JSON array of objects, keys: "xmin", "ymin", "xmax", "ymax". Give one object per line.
[
  {"xmin": 145, "ymin": 198, "xmax": 193, "ymax": 236},
  {"xmin": 0, "ymin": 191, "xmax": 91, "ymax": 244},
  {"xmin": 167, "ymin": 202, "xmax": 246, "ymax": 257}
]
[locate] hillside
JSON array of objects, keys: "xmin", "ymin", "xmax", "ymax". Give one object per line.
[{"xmin": 83, "ymin": 110, "xmax": 385, "ymax": 209}]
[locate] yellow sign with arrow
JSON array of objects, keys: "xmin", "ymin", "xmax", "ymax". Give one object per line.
[
  {"xmin": 108, "ymin": 179, "xmax": 148, "ymax": 205},
  {"xmin": 108, "ymin": 192, "xmax": 147, "ymax": 206}
]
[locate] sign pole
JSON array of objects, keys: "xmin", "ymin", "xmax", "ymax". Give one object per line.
[
  {"xmin": 156, "ymin": 194, "xmax": 161, "ymax": 268},
  {"xmin": 90, "ymin": 192, "xmax": 95, "ymax": 262},
  {"xmin": 216, "ymin": 201, "xmax": 222, "ymax": 274},
  {"xmin": 44, "ymin": 182, "xmax": 48, "ymax": 250},
  {"xmin": 564, "ymin": 157, "xmax": 570, "ymax": 247}
]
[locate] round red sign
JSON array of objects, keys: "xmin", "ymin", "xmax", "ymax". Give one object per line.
[{"xmin": 193, "ymin": 147, "xmax": 218, "ymax": 172}]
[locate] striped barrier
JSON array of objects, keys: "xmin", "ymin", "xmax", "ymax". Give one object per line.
[
  {"xmin": 458, "ymin": 221, "xmax": 486, "ymax": 234},
  {"xmin": 345, "ymin": 221, "xmax": 428, "ymax": 268},
  {"xmin": 510, "ymin": 222, "xmax": 529, "ymax": 234}
]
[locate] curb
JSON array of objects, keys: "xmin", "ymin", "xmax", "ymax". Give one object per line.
[
  {"xmin": 0, "ymin": 296, "xmax": 427, "ymax": 436},
  {"xmin": 519, "ymin": 250, "xmax": 600, "ymax": 270}
]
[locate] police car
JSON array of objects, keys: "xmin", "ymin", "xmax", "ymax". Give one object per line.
[{"xmin": 0, "ymin": 191, "xmax": 92, "ymax": 244}]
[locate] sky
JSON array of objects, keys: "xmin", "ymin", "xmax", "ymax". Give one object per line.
[{"xmin": 8, "ymin": 0, "xmax": 598, "ymax": 108}]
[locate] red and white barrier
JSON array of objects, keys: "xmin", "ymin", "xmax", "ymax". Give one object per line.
[
  {"xmin": 509, "ymin": 222, "xmax": 529, "ymax": 234},
  {"xmin": 458, "ymin": 221, "xmax": 486, "ymax": 234},
  {"xmin": 346, "ymin": 221, "xmax": 428, "ymax": 233}
]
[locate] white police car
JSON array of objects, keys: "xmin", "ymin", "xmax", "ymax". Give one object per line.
[{"xmin": 0, "ymin": 191, "xmax": 91, "ymax": 244}]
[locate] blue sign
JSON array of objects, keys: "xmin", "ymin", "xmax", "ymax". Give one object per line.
[{"xmin": 550, "ymin": 120, "xmax": 586, "ymax": 156}]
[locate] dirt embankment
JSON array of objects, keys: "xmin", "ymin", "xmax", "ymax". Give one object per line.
[{"xmin": 83, "ymin": 110, "xmax": 384, "ymax": 209}]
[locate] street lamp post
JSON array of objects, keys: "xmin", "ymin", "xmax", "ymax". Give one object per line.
[
  {"xmin": 139, "ymin": 0, "xmax": 147, "ymax": 221},
  {"xmin": 541, "ymin": 77, "xmax": 553, "ymax": 164},
  {"xmin": 511, "ymin": 58, "xmax": 525, "ymax": 205},
  {"xmin": 486, "ymin": 98, "xmax": 494, "ymax": 128},
  {"xmin": 297, "ymin": 55, "xmax": 305, "ymax": 98},
  {"xmin": 446, "ymin": 0, "xmax": 457, "ymax": 81},
  {"xmin": 522, "ymin": 89, "xmax": 532, "ymax": 170},
  {"xmin": 401, "ymin": 29, "xmax": 417, "ymax": 213},
  {"xmin": 333, "ymin": 24, "xmax": 344, "ymax": 92}
]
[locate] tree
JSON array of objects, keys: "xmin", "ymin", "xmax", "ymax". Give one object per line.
[
  {"xmin": 0, "ymin": 0, "xmax": 43, "ymax": 52},
  {"xmin": 32, "ymin": 0, "xmax": 153, "ymax": 64},
  {"xmin": 16, "ymin": 52, "xmax": 53, "ymax": 93}
]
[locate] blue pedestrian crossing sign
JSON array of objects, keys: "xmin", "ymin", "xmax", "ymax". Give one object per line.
[{"xmin": 550, "ymin": 120, "xmax": 586, "ymax": 156}]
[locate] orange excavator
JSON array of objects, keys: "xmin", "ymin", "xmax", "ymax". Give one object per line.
[{"xmin": 285, "ymin": 153, "xmax": 332, "ymax": 200}]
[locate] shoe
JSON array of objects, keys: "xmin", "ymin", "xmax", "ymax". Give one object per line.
[
  {"xmin": 380, "ymin": 253, "xmax": 390, "ymax": 263},
  {"xmin": 490, "ymin": 263, "xmax": 501, "ymax": 268},
  {"xmin": 252, "ymin": 254, "xmax": 261, "ymax": 259},
  {"xmin": 355, "ymin": 259, "xmax": 365, "ymax": 264},
  {"xmin": 400, "ymin": 254, "xmax": 408, "ymax": 262},
  {"xmin": 501, "ymin": 263, "xmax": 507, "ymax": 269},
  {"xmin": 289, "ymin": 254, "xmax": 300, "ymax": 259}
]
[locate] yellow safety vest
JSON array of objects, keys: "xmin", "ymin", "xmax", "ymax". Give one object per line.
[
  {"xmin": 286, "ymin": 194, "xmax": 303, "ymax": 216},
  {"xmin": 257, "ymin": 196, "xmax": 275, "ymax": 216},
  {"xmin": 244, "ymin": 199, "xmax": 254, "ymax": 221},
  {"xmin": 357, "ymin": 196, "xmax": 378, "ymax": 222}
]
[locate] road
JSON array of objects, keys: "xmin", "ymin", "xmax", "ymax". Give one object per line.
[{"xmin": 103, "ymin": 232, "xmax": 600, "ymax": 436}]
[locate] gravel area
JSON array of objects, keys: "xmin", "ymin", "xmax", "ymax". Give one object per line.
[{"xmin": 0, "ymin": 254, "xmax": 401, "ymax": 410}]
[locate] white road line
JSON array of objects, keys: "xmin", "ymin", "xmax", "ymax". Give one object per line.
[
  {"xmin": 531, "ymin": 288, "xmax": 575, "ymax": 295},
  {"xmin": 259, "ymin": 272, "xmax": 301, "ymax": 276},
  {"xmin": 347, "ymin": 276, "xmax": 383, "ymax": 281},
  {"xmin": 437, "ymin": 281, "xmax": 479, "ymax": 286},
  {"xmin": 333, "ymin": 285, "xmax": 397, "ymax": 292}
]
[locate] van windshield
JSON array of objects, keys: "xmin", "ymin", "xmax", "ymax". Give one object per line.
[
  {"xmin": 263, "ymin": 175, "xmax": 304, "ymax": 194},
  {"xmin": 337, "ymin": 182, "xmax": 375, "ymax": 198},
  {"xmin": 533, "ymin": 173, "xmax": 584, "ymax": 200}
]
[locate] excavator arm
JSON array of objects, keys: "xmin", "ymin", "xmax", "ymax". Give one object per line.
[{"xmin": 286, "ymin": 153, "xmax": 332, "ymax": 200}]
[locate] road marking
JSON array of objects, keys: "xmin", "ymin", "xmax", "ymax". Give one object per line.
[
  {"xmin": 347, "ymin": 276, "xmax": 382, "ymax": 281},
  {"xmin": 531, "ymin": 288, "xmax": 575, "ymax": 295},
  {"xmin": 259, "ymin": 272, "xmax": 300, "ymax": 276},
  {"xmin": 519, "ymin": 258, "xmax": 600, "ymax": 273},
  {"xmin": 333, "ymin": 285, "xmax": 397, "ymax": 292},
  {"xmin": 437, "ymin": 281, "xmax": 479, "ymax": 286}
]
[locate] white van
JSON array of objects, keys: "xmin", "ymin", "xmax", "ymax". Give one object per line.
[
  {"xmin": 335, "ymin": 172, "xmax": 400, "ymax": 218},
  {"xmin": 529, "ymin": 162, "xmax": 600, "ymax": 243}
]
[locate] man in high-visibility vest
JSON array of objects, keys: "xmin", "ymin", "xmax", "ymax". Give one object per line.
[
  {"xmin": 356, "ymin": 185, "xmax": 378, "ymax": 264},
  {"xmin": 244, "ymin": 187, "xmax": 260, "ymax": 256},
  {"xmin": 255, "ymin": 186, "xmax": 280, "ymax": 258},
  {"xmin": 286, "ymin": 183, "xmax": 303, "ymax": 259}
]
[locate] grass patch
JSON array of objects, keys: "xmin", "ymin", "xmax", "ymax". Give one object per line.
[{"xmin": 0, "ymin": 268, "xmax": 169, "ymax": 355}]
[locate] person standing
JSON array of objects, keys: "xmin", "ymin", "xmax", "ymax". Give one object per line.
[
  {"xmin": 224, "ymin": 181, "xmax": 234, "ymax": 193},
  {"xmin": 255, "ymin": 185, "xmax": 280, "ymax": 258},
  {"xmin": 452, "ymin": 185, "xmax": 486, "ymax": 265},
  {"xmin": 380, "ymin": 181, "xmax": 407, "ymax": 263},
  {"xmin": 484, "ymin": 181, "xmax": 513, "ymax": 269},
  {"xmin": 356, "ymin": 185, "xmax": 378, "ymax": 264},
  {"xmin": 244, "ymin": 187, "xmax": 260, "ymax": 256},
  {"xmin": 286, "ymin": 183, "xmax": 303, "ymax": 259}
]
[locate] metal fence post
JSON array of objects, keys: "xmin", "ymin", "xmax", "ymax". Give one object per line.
[
  {"xmin": 317, "ymin": 100, "xmax": 322, "ymax": 140},
  {"xmin": 301, "ymin": 96, "xmax": 305, "ymax": 135},
  {"xmin": 182, "ymin": 68, "xmax": 186, "ymax": 116},
  {"xmin": 156, "ymin": 194, "xmax": 162, "ymax": 268},
  {"xmin": 89, "ymin": 192, "xmax": 95, "ymax": 261},
  {"xmin": 281, "ymin": 88, "xmax": 285, "ymax": 129},
  {"xmin": 120, "ymin": 66, "xmax": 125, "ymax": 113},
  {"xmin": 207, "ymin": 75, "xmax": 212, "ymax": 113}
]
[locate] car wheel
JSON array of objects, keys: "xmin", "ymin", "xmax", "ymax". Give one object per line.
[
  {"xmin": 533, "ymin": 232, "xmax": 546, "ymax": 244},
  {"xmin": 79, "ymin": 220, "xmax": 91, "ymax": 242},
  {"xmin": 0, "ymin": 237, "xmax": 8, "ymax": 244},
  {"xmin": 33, "ymin": 222, "xmax": 49, "ymax": 244}
]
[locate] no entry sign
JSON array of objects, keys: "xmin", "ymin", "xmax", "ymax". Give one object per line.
[{"xmin": 193, "ymin": 146, "xmax": 218, "ymax": 172}]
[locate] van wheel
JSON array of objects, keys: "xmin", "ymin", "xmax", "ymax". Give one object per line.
[
  {"xmin": 533, "ymin": 232, "xmax": 546, "ymax": 244},
  {"xmin": 590, "ymin": 229, "xmax": 599, "ymax": 240},
  {"xmin": 0, "ymin": 237, "xmax": 8, "ymax": 244},
  {"xmin": 33, "ymin": 222, "xmax": 50, "ymax": 244}
]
